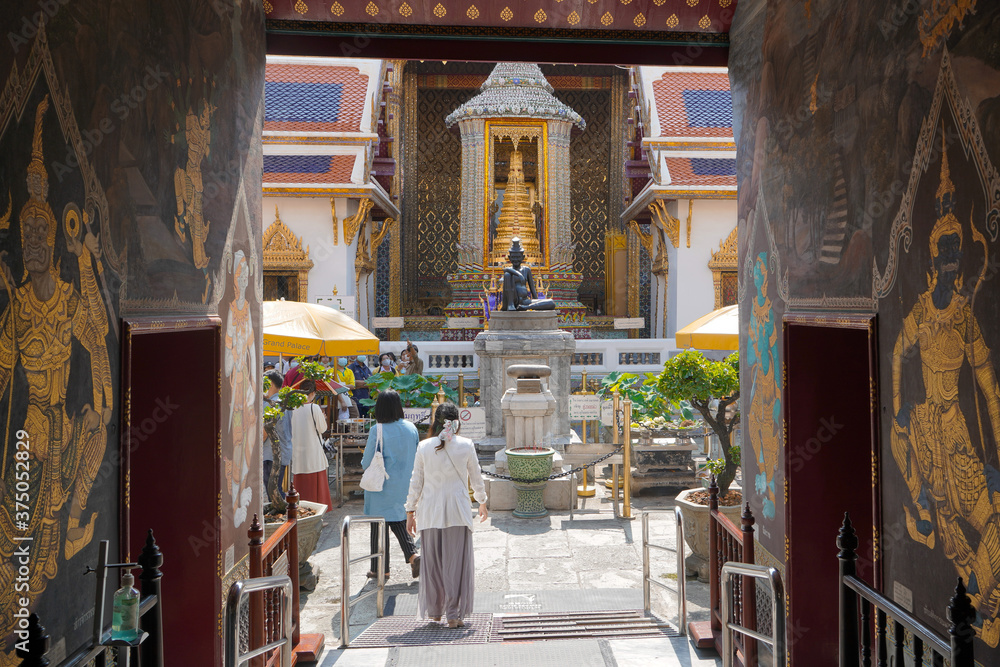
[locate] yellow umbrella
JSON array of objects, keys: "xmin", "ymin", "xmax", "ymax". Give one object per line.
[
  {"xmin": 675, "ymin": 304, "xmax": 739, "ymax": 351},
  {"xmin": 263, "ymin": 300, "xmax": 380, "ymax": 357}
]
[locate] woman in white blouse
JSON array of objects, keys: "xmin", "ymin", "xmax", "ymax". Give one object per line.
[
  {"xmin": 405, "ymin": 402, "xmax": 488, "ymax": 628},
  {"xmin": 289, "ymin": 379, "xmax": 332, "ymax": 511}
]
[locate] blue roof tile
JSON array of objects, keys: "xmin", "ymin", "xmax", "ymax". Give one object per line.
[
  {"xmin": 689, "ymin": 158, "xmax": 737, "ymax": 176},
  {"xmin": 265, "ymin": 82, "xmax": 343, "ymax": 124},
  {"xmin": 682, "ymin": 89, "xmax": 733, "ymax": 128}
]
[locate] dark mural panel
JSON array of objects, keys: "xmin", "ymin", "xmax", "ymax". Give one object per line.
[
  {"xmin": 0, "ymin": 1, "xmax": 264, "ymax": 663},
  {"xmin": 731, "ymin": 0, "xmax": 1000, "ymax": 656}
]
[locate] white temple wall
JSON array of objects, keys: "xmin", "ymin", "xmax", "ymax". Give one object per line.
[
  {"xmin": 665, "ymin": 197, "xmax": 736, "ymax": 337},
  {"xmin": 263, "ymin": 195, "xmax": 356, "ymax": 312}
]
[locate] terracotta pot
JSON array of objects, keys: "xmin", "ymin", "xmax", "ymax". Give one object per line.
[{"xmin": 675, "ymin": 487, "xmax": 742, "ymax": 582}]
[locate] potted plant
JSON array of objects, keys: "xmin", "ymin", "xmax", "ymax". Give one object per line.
[{"xmin": 655, "ymin": 349, "xmax": 742, "ymax": 581}]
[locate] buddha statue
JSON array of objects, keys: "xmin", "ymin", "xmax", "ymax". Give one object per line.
[
  {"xmin": 502, "ymin": 237, "xmax": 555, "ymax": 311},
  {"xmin": 490, "ymin": 148, "xmax": 544, "ymax": 266}
]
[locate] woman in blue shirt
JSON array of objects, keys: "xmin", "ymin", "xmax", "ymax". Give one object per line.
[{"xmin": 361, "ymin": 389, "xmax": 420, "ymax": 579}]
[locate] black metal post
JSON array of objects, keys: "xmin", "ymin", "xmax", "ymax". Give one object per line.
[
  {"xmin": 16, "ymin": 613, "xmax": 49, "ymax": 667},
  {"xmin": 948, "ymin": 577, "xmax": 976, "ymax": 667},
  {"xmin": 838, "ymin": 512, "xmax": 860, "ymax": 667},
  {"xmin": 137, "ymin": 529, "xmax": 164, "ymax": 667}
]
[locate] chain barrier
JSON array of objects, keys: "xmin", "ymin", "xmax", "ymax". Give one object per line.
[{"xmin": 480, "ymin": 443, "xmax": 624, "ymax": 484}]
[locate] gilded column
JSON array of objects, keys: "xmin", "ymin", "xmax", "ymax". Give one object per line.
[
  {"xmin": 457, "ymin": 118, "xmax": 486, "ymax": 266},
  {"xmin": 547, "ymin": 120, "xmax": 574, "ymax": 266}
]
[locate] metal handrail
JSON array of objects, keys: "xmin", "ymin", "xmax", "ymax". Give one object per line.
[
  {"xmin": 842, "ymin": 575, "xmax": 951, "ymax": 657},
  {"xmin": 224, "ymin": 575, "xmax": 293, "ymax": 667},
  {"xmin": 640, "ymin": 508, "xmax": 687, "ymax": 635},
  {"xmin": 721, "ymin": 562, "xmax": 785, "ymax": 667},
  {"xmin": 339, "ymin": 515, "xmax": 387, "ymax": 648}
]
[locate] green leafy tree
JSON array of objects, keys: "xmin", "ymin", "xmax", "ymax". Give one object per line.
[{"xmin": 656, "ymin": 349, "xmax": 741, "ymax": 494}]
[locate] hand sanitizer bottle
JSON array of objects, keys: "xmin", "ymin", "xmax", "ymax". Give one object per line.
[{"xmin": 111, "ymin": 571, "xmax": 140, "ymax": 642}]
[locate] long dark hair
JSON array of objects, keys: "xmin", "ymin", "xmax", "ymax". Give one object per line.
[
  {"xmin": 431, "ymin": 402, "xmax": 460, "ymax": 451},
  {"xmin": 374, "ymin": 389, "xmax": 404, "ymax": 424}
]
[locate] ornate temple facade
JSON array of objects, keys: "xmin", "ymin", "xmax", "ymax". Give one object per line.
[{"xmin": 261, "ymin": 58, "xmax": 737, "ymax": 342}]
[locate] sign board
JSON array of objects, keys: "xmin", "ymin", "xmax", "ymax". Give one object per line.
[
  {"xmin": 600, "ymin": 400, "xmax": 615, "ymax": 426},
  {"xmin": 404, "ymin": 407, "xmax": 431, "ymax": 426},
  {"xmin": 447, "ymin": 316, "xmax": 481, "ymax": 329},
  {"xmin": 459, "ymin": 407, "xmax": 486, "ymax": 440},
  {"xmin": 317, "ymin": 295, "xmax": 357, "ymax": 319},
  {"xmin": 570, "ymin": 395, "xmax": 602, "ymax": 420},
  {"xmin": 614, "ymin": 317, "xmax": 645, "ymax": 329},
  {"xmin": 372, "ymin": 316, "xmax": 405, "ymax": 329}
]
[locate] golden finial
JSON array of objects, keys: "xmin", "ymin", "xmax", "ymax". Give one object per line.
[
  {"xmin": 27, "ymin": 94, "xmax": 50, "ymax": 203},
  {"xmin": 930, "ymin": 122, "xmax": 962, "ymax": 252},
  {"xmin": 936, "ymin": 122, "xmax": 955, "ymax": 203}
]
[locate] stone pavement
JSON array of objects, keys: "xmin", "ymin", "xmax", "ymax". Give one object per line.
[{"xmin": 298, "ymin": 480, "xmax": 720, "ymax": 667}]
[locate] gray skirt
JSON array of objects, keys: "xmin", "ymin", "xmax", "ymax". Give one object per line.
[{"xmin": 417, "ymin": 526, "xmax": 475, "ymax": 621}]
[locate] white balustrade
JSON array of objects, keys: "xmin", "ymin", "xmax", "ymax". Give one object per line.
[{"xmin": 374, "ymin": 338, "xmax": 683, "ymax": 377}]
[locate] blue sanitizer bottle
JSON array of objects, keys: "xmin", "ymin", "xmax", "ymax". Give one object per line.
[{"xmin": 111, "ymin": 571, "xmax": 140, "ymax": 641}]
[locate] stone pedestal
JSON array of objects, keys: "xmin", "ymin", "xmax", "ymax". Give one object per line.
[{"xmin": 473, "ymin": 311, "xmax": 575, "ymax": 452}]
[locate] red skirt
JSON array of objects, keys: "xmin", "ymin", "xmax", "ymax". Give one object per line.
[{"xmin": 293, "ymin": 471, "xmax": 332, "ymax": 512}]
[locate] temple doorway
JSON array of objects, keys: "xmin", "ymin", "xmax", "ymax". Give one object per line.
[{"xmin": 782, "ymin": 316, "xmax": 879, "ymax": 664}]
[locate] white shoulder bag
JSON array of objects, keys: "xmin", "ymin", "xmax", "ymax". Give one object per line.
[{"xmin": 360, "ymin": 423, "xmax": 389, "ymax": 492}]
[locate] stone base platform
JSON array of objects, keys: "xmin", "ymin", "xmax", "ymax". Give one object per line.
[{"xmin": 484, "ymin": 469, "xmax": 578, "ymax": 511}]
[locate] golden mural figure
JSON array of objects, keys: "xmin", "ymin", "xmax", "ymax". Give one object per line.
[
  {"xmin": 0, "ymin": 95, "xmax": 113, "ymax": 629},
  {"xmin": 746, "ymin": 252, "xmax": 781, "ymax": 521},
  {"xmin": 891, "ymin": 137, "xmax": 1000, "ymax": 645},
  {"xmin": 224, "ymin": 250, "xmax": 256, "ymax": 528},
  {"xmin": 173, "ymin": 102, "xmax": 214, "ymax": 301}
]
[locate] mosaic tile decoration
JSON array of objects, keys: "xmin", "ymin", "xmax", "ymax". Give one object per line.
[
  {"xmin": 681, "ymin": 89, "xmax": 733, "ymax": 128},
  {"xmin": 262, "ymin": 154, "xmax": 355, "ymax": 184},
  {"xmin": 689, "ymin": 157, "xmax": 737, "ymax": 176},
  {"xmin": 662, "ymin": 157, "xmax": 736, "ymax": 188},
  {"xmin": 265, "ymin": 82, "xmax": 343, "ymax": 123},
  {"xmin": 264, "ymin": 63, "xmax": 369, "ymax": 133},
  {"xmin": 651, "ymin": 70, "xmax": 732, "ymax": 139}
]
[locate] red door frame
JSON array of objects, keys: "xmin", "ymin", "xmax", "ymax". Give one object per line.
[{"xmin": 782, "ymin": 313, "xmax": 881, "ymax": 665}]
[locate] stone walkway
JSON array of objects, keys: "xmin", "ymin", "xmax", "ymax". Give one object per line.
[{"xmin": 298, "ymin": 480, "xmax": 720, "ymax": 667}]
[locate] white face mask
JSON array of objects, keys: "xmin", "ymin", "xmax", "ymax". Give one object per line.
[
  {"xmin": 356, "ymin": 356, "xmax": 366, "ymax": 365},
  {"xmin": 381, "ymin": 358, "xmax": 391, "ymax": 368}
]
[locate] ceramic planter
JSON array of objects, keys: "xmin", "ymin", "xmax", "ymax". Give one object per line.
[
  {"xmin": 505, "ymin": 447, "xmax": 555, "ymax": 518},
  {"xmin": 674, "ymin": 487, "xmax": 742, "ymax": 582},
  {"xmin": 264, "ymin": 499, "xmax": 327, "ymax": 589}
]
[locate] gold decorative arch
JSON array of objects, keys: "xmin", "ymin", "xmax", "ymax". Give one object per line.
[
  {"xmin": 708, "ymin": 226, "xmax": 738, "ymax": 309},
  {"xmin": 263, "ymin": 205, "xmax": 313, "ymax": 301}
]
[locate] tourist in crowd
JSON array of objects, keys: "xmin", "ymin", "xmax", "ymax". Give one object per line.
[
  {"xmin": 348, "ymin": 355, "xmax": 373, "ymax": 417},
  {"xmin": 397, "ymin": 341, "xmax": 424, "ymax": 376},
  {"xmin": 361, "ymin": 389, "xmax": 420, "ymax": 580},
  {"xmin": 263, "ymin": 370, "xmax": 292, "ymax": 499},
  {"xmin": 405, "ymin": 402, "xmax": 488, "ymax": 627},
  {"xmin": 333, "ymin": 356, "xmax": 356, "ymax": 420},
  {"xmin": 289, "ymin": 379, "xmax": 332, "ymax": 511},
  {"xmin": 284, "ymin": 355, "xmax": 308, "ymax": 388},
  {"xmin": 377, "ymin": 352, "xmax": 397, "ymax": 375}
]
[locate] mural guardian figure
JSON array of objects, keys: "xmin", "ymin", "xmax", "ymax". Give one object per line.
[
  {"xmin": 891, "ymin": 138, "xmax": 1000, "ymax": 645},
  {"xmin": 224, "ymin": 250, "xmax": 256, "ymax": 528},
  {"xmin": 0, "ymin": 95, "xmax": 113, "ymax": 627}
]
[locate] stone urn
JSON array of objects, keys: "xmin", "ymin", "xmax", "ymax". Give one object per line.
[
  {"xmin": 505, "ymin": 446, "xmax": 555, "ymax": 518},
  {"xmin": 264, "ymin": 499, "xmax": 327, "ymax": 590},
  {"xmin": 675, "ymin": 487, "xmax": 742, "ymax": 582}
]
